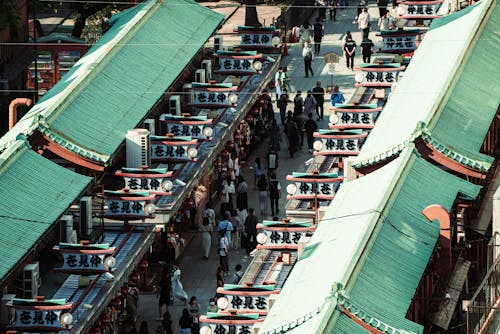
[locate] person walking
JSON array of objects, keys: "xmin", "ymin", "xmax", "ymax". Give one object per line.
[
  {"xmin": 229, "ymin": 209, "xmax": 244, "ymax": 250},
  {"xmin": 284, "ymin": 115, "xmax": 300, "ymax": 158},
  {"xmin": 257, "ymin": 174, "xmax": 269, "ymax": 216},
  {"xmin": 357, "ymin": 7, "xmax": 370, "ymax": 38},
  {"xmin": 252, "ymin": 157, "xmax": 263, "ymax": 188},
  {"xmin": 266, "ymin": 150, "xmax": 279, "ymax": 176},
  {"xmin": 218, "ymin": 230, "xmax": 229, "ymax": 272},
  {"xmin": 316, "ymin": 0, "xmax": 327, "ymax": 20},
  {"xmin": 207, "ymin": 298, "xmax": 218, "ymax": 313},
  {"xmin": 343, "ymin": 35, "xmax": 357, "ymax": 70},
  {"xmin": 218, "ymin": 212, "xmax": 234, "ymax": 245},
  {"xmin": 378, "ymin": 11, "xmax": 390, "ymax": 31},
  {"xmin": 304, "ymin": 90, "xmax": 318, "ymax": 118},
  {"xmin": 199, "ymin": 217, "xmax": 212, "ymax": 259},
  {"xmin": 312, "ymin": 81, "xmax": 325, "ymax": 120},
  {"xmin": 293, "ymin": 110, "xmax": 306, "ymax": 147},
  {"xmin": 302, "ymin": 42, "xmax": 314, "ymax": 78},
  {"xmin": 278, "ymin": 88, "xmax": 290, "ymax": 125},
  {"xmin": 360, "ymin": 37, "xmax": 374, "ymax": 63},
  {"xmin": 293, "ymin": 91, "xmax": 304, "ymax": 115},
  {"xmin": 215, "ymin": 266, "xmax": 225, "ymax": 296},
  {"xmin": 236, "ymin": 175, "xmax": 248, "ymax": 210},
  {"xmin": 274, "ymin": 67, "xmax": 283, "ymax": 102},
  {"xmin": 221, "ymin": 177, "xmax": 235, "ymax": 215},
  {"xmin": 313, "ymin": 17, "xmax": 324, "ymax": 55},
  {"xmin": 268, "ymin": 171, "xmax": 282, "ymax": 216},
  {"xmin": 161, "ymin": 310, "xmax": 173, "ymax": 334},
  {"xmin": 231, "ymin": 264, "xmax": 244, "ymax": 284},
  {"xmin": 188, "ymin": 297, "xmax": 200, "ymax": 334},
  {"xmin": 179, "ymin": 308, "xmax": 193, "ymax": 334},
  {"xmin": 268, "ymin": 119, "xmax": 282, "ymax": 152},
  {"xmin": 330, "ymin": 85, "xmax": 346, "ymax": 106},
  {"xmin": 328, "ymin": 0, "xmax": 338, "ymax": 21},
  {"xmin": 304, "ymin": 113, "xmax": 319, "ymax": 153},
  {"xmin": 156, "ymin": 266, "xmax": 172, "ymax": 320},
  {"xmin": 299, "ymin": 22, "xmax": 313, "ymax": 48},
  {"xmin": 244, "ymin": 208, "xmax": 259, "ymax": 254}
]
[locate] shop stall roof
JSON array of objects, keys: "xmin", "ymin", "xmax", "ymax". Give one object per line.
[
  {"xmin": 356, "ymin": 0, "xmax": 499, "ymax": 170},
  {"xmin": 258, "ymin": 147, "xmax": 480, "ymax": 334},
  {"xmin": 0, "ymin": 0, "xmax": 224, "ymax": 165},
  {"xmin": 0, "ymin": 140, "xmax": 91, "ymax": 284}
]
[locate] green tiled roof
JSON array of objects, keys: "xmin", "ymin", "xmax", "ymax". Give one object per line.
[
  {"xmin": 356, "ymin": 0, "xmax": 498, "ymax": 171},
  {"xmin": 0, "ymin": 140, "xmax": 91, "ymax": 284},
  {"xmin": 355, "ymin": 122, "xmax": 492, "ymax": 171},
  {"xmin": 0, "ymin": 0, "xmax": 224, "ymax": 164},
  {"xmin": 259, "ymin": 148, "xmax": 480, "ymax": 334},
  {"xmin": 333, "ymin": 153, "xmax": 480, "ymax": 333}
]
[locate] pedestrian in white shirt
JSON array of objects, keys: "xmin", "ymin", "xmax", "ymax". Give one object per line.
[{"xmin": 358, "ymin": 7, "xmax": 371, "ymax": 38}]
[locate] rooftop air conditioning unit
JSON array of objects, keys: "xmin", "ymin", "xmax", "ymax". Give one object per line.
[
  {"xmin": 23, "ymin": 262, "xmax": 40, "ymax": 299},
  {"xmin": 126, "ymin": 128, "xmax": 151, "ymax": 168},
  {"xmin": 182, "ymin": 84, "xmax": 192, "ymax": 107},
  {"xmin": 214, "ymin": 35, "xmax": 223, "ymax": 53},
  {"xmin": 169, "ymin": 95, "xmax": 181, "ymax": 116},
  {"xmin": 143, "ymin": 118, "xmax": 156, "ymax": 136},
  {"xmin": 195, "ymin": 69, "xmax": 206, "ymax": 84},
  {"xmin": 201, "ymin": 60, "xmax": 212, "ymax": 81},
  {"xmin": 80, "ymin": 196, "xmax": 93, "ymax": 238},
  {"xmin": 60, "ymin": 214, "xmax": 77, "ymax": 244}
]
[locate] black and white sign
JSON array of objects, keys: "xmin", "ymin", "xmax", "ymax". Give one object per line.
[
  {"xmin": 239, "ymin": 33, "xmax": 274, "ymax": 47},
  {"xmin": 123, "ymin": 177, "xmax": 163, "ymax": 192},
  {"xmin": 316, "ymin": 137, "xmax": 361, "ymax": 155},
  {"xmin": 218, "ymin": 58, "xmax": 260, "ymax": 75},
  {"xmin": 294, "ymin": 182, "xmax": 335, "ymax": 196},
  {"xmin": 260, "ymin": 230, "xmax": 306, "ymax": 247},
  {"xmin": 61, "ymin": 253, "xmax": 106, "ymax": 271},
  {"xmin": 400, "ymin": 1, "xmax": 442, "ymax": 18},
  {"xmin": 105, "ymin": 199, "xmax": 147, "ymax": 217},
  {"xmin": 356, "ymin": 71, "xmax": 400, "ymax": 86},
  {"xmin": 225, "ymin": 294, "xmax": 270, "ymax": 313},
  {"xmin": 12, "ymin": 309, "xmax": 66, "ymax": 331},
  {"xmin": 380, "ymin": 34, "xmax": 418, "ymax": 53},
  {"xmin": 205, "ymin": 323, "xmax": 253, "ymax": 334},
  {"xmin": 151, "ymin": 143, "xmax": 189, "ymax": 160},
  {"xmin": 335, "ymin": 112, "xmax": 375, "ymax": 128},
  {"xmin": 191, "ymin": 91, "xmax": 232, "ymax": 108}
]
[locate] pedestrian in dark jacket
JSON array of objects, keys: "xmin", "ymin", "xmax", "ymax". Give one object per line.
[
  {"xmin": 312, "ymin": 81, "xmax": 325, "ymax": 120},
  {"xmin": 304, "ymin": 113, "xmax": 319, "ymax": 153}
]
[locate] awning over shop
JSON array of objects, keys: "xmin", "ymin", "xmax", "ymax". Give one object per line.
[
  {"xmin": 0, "ymin": 140, "xmax": 91, "ymax": 284},
  {"xmin": 355, "ymin": 0, "xmax": 499, "ymax": 172},
  {"xmin": 258, "ymin": 147, "xmax": 480, "ymax": 334},
  {"xmin": 0, "ymin": 0, "xmax": 224, "ymax": 166}
]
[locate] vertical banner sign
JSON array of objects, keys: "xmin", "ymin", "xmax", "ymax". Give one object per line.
[
  {"xmin": 215, "ymin": 50, "xmax": 263, "ymax": 76},
  {"xmin": 256, "ymin": 220, "xmax": 316, "ymax": 249},
  {"xmin": 329, "ymin": 104, "xmax": 382, "ymax": 130},
  {"xmin": 104, "ymin": 190, "xmax": 155, "ymax": 220},
  {"xmin": 399, "ymin": 0, "xmax": 443, "ymax": 19},
  {"xmin": 377, "ymin": 29, "xmax": 421, "ymax": 54},
  {"xmin": 313, "ymin": 129, "xmax": 368, "ymax": 156},
  {"xmin": 354, "ymin": 63, "xmax": 406, "ymax": 87},
  {"xmin": 115, "ymin": 168, "xmax": 173, "ymax": 196},
  {"xmin": 189, "ymin": 82, "xmax": 237, "ymax": 108},
  {"xmin": 234, "ymin": 26, "xmax": 280, "ymax": 52},
  {"xmin": 150, "ymin": 135, "xmax": 198, "ymax": 162},
  {"xmin": 8, "ymin": 298, "xmax": 73, "ymax": 332}
]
